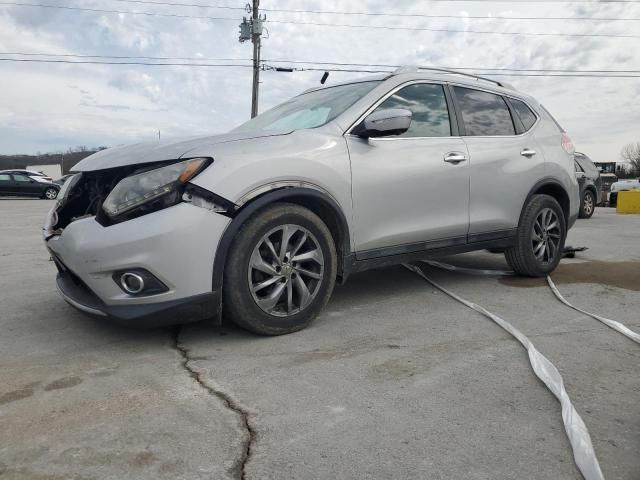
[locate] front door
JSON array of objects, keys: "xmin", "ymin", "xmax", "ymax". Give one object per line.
[
  {"xmin": 11, "ymin": 174, "xmax": 42, "ymax": 196},
  {"xmin": 346, "ymin": 82, "xmax": 470, "ymax": 258}
]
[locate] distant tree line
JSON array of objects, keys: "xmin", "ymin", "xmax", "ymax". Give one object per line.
[
  {"xmin": 620, "ymin": 142, "xmax": 640, "ymax": 178},
  {"xmin": 0, "ymin": 146, "xmax": 108, "ymax": 174}
]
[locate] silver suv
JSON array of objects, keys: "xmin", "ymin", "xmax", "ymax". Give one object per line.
[{"xmin": 44, "ymin": 67, "xmax": 579, "ymax": 335}]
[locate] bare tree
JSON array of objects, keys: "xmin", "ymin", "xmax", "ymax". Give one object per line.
[{"xmin": 620, "ymin": 142, "xmax": 640, "ymax": 175}]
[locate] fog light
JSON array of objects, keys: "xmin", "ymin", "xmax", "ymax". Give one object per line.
[
  {"xmin": 113, "ymin": 269, "xmax": 168, "ymax": 296},
  {"xmin": 120, "ymin": 272, "xmax": 145, "ymax": 294}
]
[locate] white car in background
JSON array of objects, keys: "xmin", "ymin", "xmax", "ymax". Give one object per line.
[{"xmin": 609, "ymin": 179, "xmax": 640, "ymax": 206}]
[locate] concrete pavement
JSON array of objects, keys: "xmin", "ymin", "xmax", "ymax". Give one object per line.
[{"xmin": 1, "ymin": 200, "xmax": 638, "ymax": 479}]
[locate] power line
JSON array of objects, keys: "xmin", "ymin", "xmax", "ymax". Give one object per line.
[
  {"xmin": 259, "ymin": 8, "xmax": 640, "ymax": 22},
  {"xmin": 2, "ymin": 57, "xmax": 640, "ymax": 77},
  {"xmin": 266, "ymin": 18, "xmax": 640, "ymax": 39},
  {"xmin": 0, "ymin": 57, "xmax": 252, "ymax": 67},
  {"xmin": 0, "ymin": 1, "xmax": 239, "ymax": 21},
  {"xmin": 3, "ymin": 52, "xmax": 639, "ymax": 74},
  {"xmin": 0, "ymin": 51, "xmax": 249, "ymax": 61},
  {"xmin": 2, "ymin": 2, "xmax": 640, "ymax": 39},
  {"xmin": 107, "ymin": 0, "xmax": 244, "ymax": 10},
  {"xmin": 102, "ymin": 0, "xmax": 640, "ymax": 22}
]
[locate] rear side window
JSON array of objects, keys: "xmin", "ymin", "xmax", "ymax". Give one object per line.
[
  {"xmin": 375, "ymin": 83, "xmax": 451, "ymax": 137},
  {"xmin": 510, "ymin": 98, "xmax": 537, "ymax": 132},
  {"xmin": 0, "ymin": 174, "xmax": 10, "ymax": 181},
  {"xmin": 453, "ymin": 87, "xmax": 515, "ymax": 136}
]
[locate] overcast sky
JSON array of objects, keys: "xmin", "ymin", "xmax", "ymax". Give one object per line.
[{"xmin": 0, "ymin": 0, "xmax": 639, "ymax": 163}]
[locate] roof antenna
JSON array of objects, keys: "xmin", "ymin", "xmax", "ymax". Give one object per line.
[{"xmin": 320, "ymin": 71, "xmax": 329, "ymax": 84}]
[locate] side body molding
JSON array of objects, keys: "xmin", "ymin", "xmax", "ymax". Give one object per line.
[{"xmin": 210, "ymin": 186, "xmax": 352, "ymax": 324}]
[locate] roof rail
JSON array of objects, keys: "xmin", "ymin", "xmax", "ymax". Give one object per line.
[{"xmin": 393, "ymin": 66, "xmax": 516, "ymax": 90}]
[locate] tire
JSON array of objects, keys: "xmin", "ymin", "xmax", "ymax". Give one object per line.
[
  {"xmin": 504, "ymin": 194, "xmax": 566, "ymax": 277},
  {"xmin": 43, "ymin": 187, "xmax": 58, "ymax": 200},
  {"xmin": 223, "ymin": 203, "xmax": 337, "ymax": 335},
  {"xmin": 579, "ymin": 190, "xmax": 595, "ymax": 219}
]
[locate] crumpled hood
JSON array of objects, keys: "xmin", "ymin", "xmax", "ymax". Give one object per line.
[{"xmin": 72, "ymin": 129, "xmax": 292, "ymax": 172}]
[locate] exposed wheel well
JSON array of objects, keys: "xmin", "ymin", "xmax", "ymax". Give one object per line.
[
  {"xmin": 532, "ymin": 183, "xmax": 570, "ymax": 224},
  {"xmin": 276, "ymin": 193, "xmax": 348, "ymax": 280},
  {"xmin": 213, "ymin": 187, "xmax": 351, "ymax": 303}
]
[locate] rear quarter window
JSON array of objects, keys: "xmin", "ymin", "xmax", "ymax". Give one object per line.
[
  {"xmin": 510, "ymin": 98, "xmax": 538, "ymax": 132},
  {"xmin": 453, "ymin": 86, "xmax": 515, "ymax": 136}
]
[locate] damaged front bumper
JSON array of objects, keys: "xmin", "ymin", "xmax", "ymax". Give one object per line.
[{"xmin": 45, "ymin": 193, "xmax": 232, "ymax": 327}]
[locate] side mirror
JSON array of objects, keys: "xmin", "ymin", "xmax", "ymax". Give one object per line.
[{"xmin": 353, "ymin": 108, "xmax": 412, "ymax": 139}]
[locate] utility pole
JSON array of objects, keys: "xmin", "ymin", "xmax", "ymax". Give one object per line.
[
  {"xmin": 239, "ymin": 2, "xmax": 265, "ymax": 118},
  {"xmin": 251, "ymin": 0, "xmax": 260, "ymax": 118}
]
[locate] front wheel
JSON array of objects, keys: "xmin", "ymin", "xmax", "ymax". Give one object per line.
[
  {"xmin": 43, "ymin": 187, "xmax": 58, "ymax": 200},
  {"xmin": 223, "ymin": 203, "xmax": 337, "ymax": 335},
  {"xmin": 579, "ymin": 190, "xmax": 595, "ymax": 219},
  {"xmin": 505, "ymin": 194, "xmax": 566, "ymax": 277}
]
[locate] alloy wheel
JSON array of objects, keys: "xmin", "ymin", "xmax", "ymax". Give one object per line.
[
  {"xmin": 531, "ymin": 208, "xmax": 561, "ymax": 264},
  {"xmin": 248, "ymin": 224, "xmax": 324, "ymax": 317},
  {"xmin": 583, "ymin": 192, "xmax": 594, "ymax": 216},
  {"xmin": 45, "ymin": 188, "xmax": 57, "ymax": 199}
]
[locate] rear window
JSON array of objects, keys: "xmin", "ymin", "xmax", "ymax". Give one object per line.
[
  {"xmin": 453, "ymin": 87, "xmax": 515, "ymax": 136},
  {"xmin": 510, "ymin": 98, "xmax": 537, "ymax": 132}
]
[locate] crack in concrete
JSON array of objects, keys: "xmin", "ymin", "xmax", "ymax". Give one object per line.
[{"xmin": 172, "ymin": 327, "xmax": 255, "ymax": 480}]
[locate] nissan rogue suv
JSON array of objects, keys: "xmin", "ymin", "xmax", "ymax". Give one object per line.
[{"xmin": 43, "ymin": 67, "xmax": 579, "ymax": 335}]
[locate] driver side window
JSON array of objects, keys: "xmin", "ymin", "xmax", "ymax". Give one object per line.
[{"xmin": 374, "ymin": 83, "xmax": 451, "ymax": 138}]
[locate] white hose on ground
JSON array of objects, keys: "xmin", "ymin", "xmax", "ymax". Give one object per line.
[
  {"xmin": 546, "ymin": 276, "xmax": 640, "ymax": 345},
  {"xmin": 422, "ymin": 259, "xmax": 640, "ymax": 345},
  {"xmin": 404, "ymin": 263, "xmax": 605, "ymax": 480}
]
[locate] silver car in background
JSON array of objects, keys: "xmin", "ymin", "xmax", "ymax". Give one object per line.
[{"xmin": 44, "ymin": 66, "xmax": 579, "ymax": 335}]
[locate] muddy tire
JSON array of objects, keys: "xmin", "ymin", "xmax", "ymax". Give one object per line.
[
  {"xmin": 223, "ymin": 203, "xmax": 337, "ymax": 336},
  {"xmin": 505, "ymin": 194, "xmax": 566, "ymax": 277}
]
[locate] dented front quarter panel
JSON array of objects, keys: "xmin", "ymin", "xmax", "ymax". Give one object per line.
[{"xmin": 185, "ymin": 124, "xmax": 354, "ymax": 246}]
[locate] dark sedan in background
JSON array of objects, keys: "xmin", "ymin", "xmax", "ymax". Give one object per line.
[
  {"xmin": 0, "ymin": 172, "xmax": 59, "ymax": 199},
  {"xmin": 574, "ymin": 152, "xmax": 601, "ymax": 219}
]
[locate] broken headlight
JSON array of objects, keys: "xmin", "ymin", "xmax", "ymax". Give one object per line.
[{"xmin": 102, "ymin": 158, "xmax": 210, "ymax": 219}]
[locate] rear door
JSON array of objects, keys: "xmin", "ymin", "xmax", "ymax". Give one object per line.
[
  {"xmin": 452, "ymin": 86, "xmax": 545, "ymax": 240},
  {"xmin": 0, "ymin": 173, "xmax": 12, "ymax": 196},
  {"xmin": 347, "ymin": 82, "xmax": 470, "ymax": 256}
]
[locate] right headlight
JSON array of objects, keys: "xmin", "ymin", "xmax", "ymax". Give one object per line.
[{"xmin": 102, "ymin": 157, "xmax": 210, "ymax": 220}]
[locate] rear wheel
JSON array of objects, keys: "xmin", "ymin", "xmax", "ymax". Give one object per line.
[
  {"xmin": 223, "ymin": 203, "xmax": 337, "ymax": 335},
  {"xmin": 579, "ymin": 190, "xmax": 595, "ymax": 219},
  {"xmin": 43, "ymin": 187, "xmax": 58, "ymax": 200},
  {"xmin": 505, "ymin": 194, "xmax": 566, "ymax": 277}
]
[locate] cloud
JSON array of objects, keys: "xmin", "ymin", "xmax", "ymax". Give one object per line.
[{"xmin": 0, "ymin": 0, "xmax": 638, "ymax": 162}]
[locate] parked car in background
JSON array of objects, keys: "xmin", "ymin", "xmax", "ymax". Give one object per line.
[
  {"xmin": 609, "ymin": 179, "xmax": 640, "ymax": 207},
  {"xmin": 0, "ymin": 172, "xmax": 59, "ymax": 199},
  {"xmin": 599, "ymin": 172, "xmax": 618, "ymax": 204},
  {"xmin": 573, "ymin": 152, "xmax": 601, "ymax": 218},
  {"xmin": 0, "ymin": 169, "xmax": 53, "ymax": 182},
  {"xmin": 43, "ymin": 66, "xmax": 579, "ymax": 335}
]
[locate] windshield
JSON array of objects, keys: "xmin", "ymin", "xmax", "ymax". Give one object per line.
[{"xmin": 233, "ymin": 80, "xmax": 381, "ymax": 132}]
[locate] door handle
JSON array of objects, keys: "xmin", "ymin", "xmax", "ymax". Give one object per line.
[
  {"xmin": 443, "ymin": 152, "xmax": 467, "ymax": 164},
  {"xmin": 521, "ymin": 148, "xmax": 537, "ymax": 158}
]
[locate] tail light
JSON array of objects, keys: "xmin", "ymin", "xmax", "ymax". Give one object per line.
[{"xmin": 561, "ymin": 133, "xmax": 575, "ymax": 155}]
